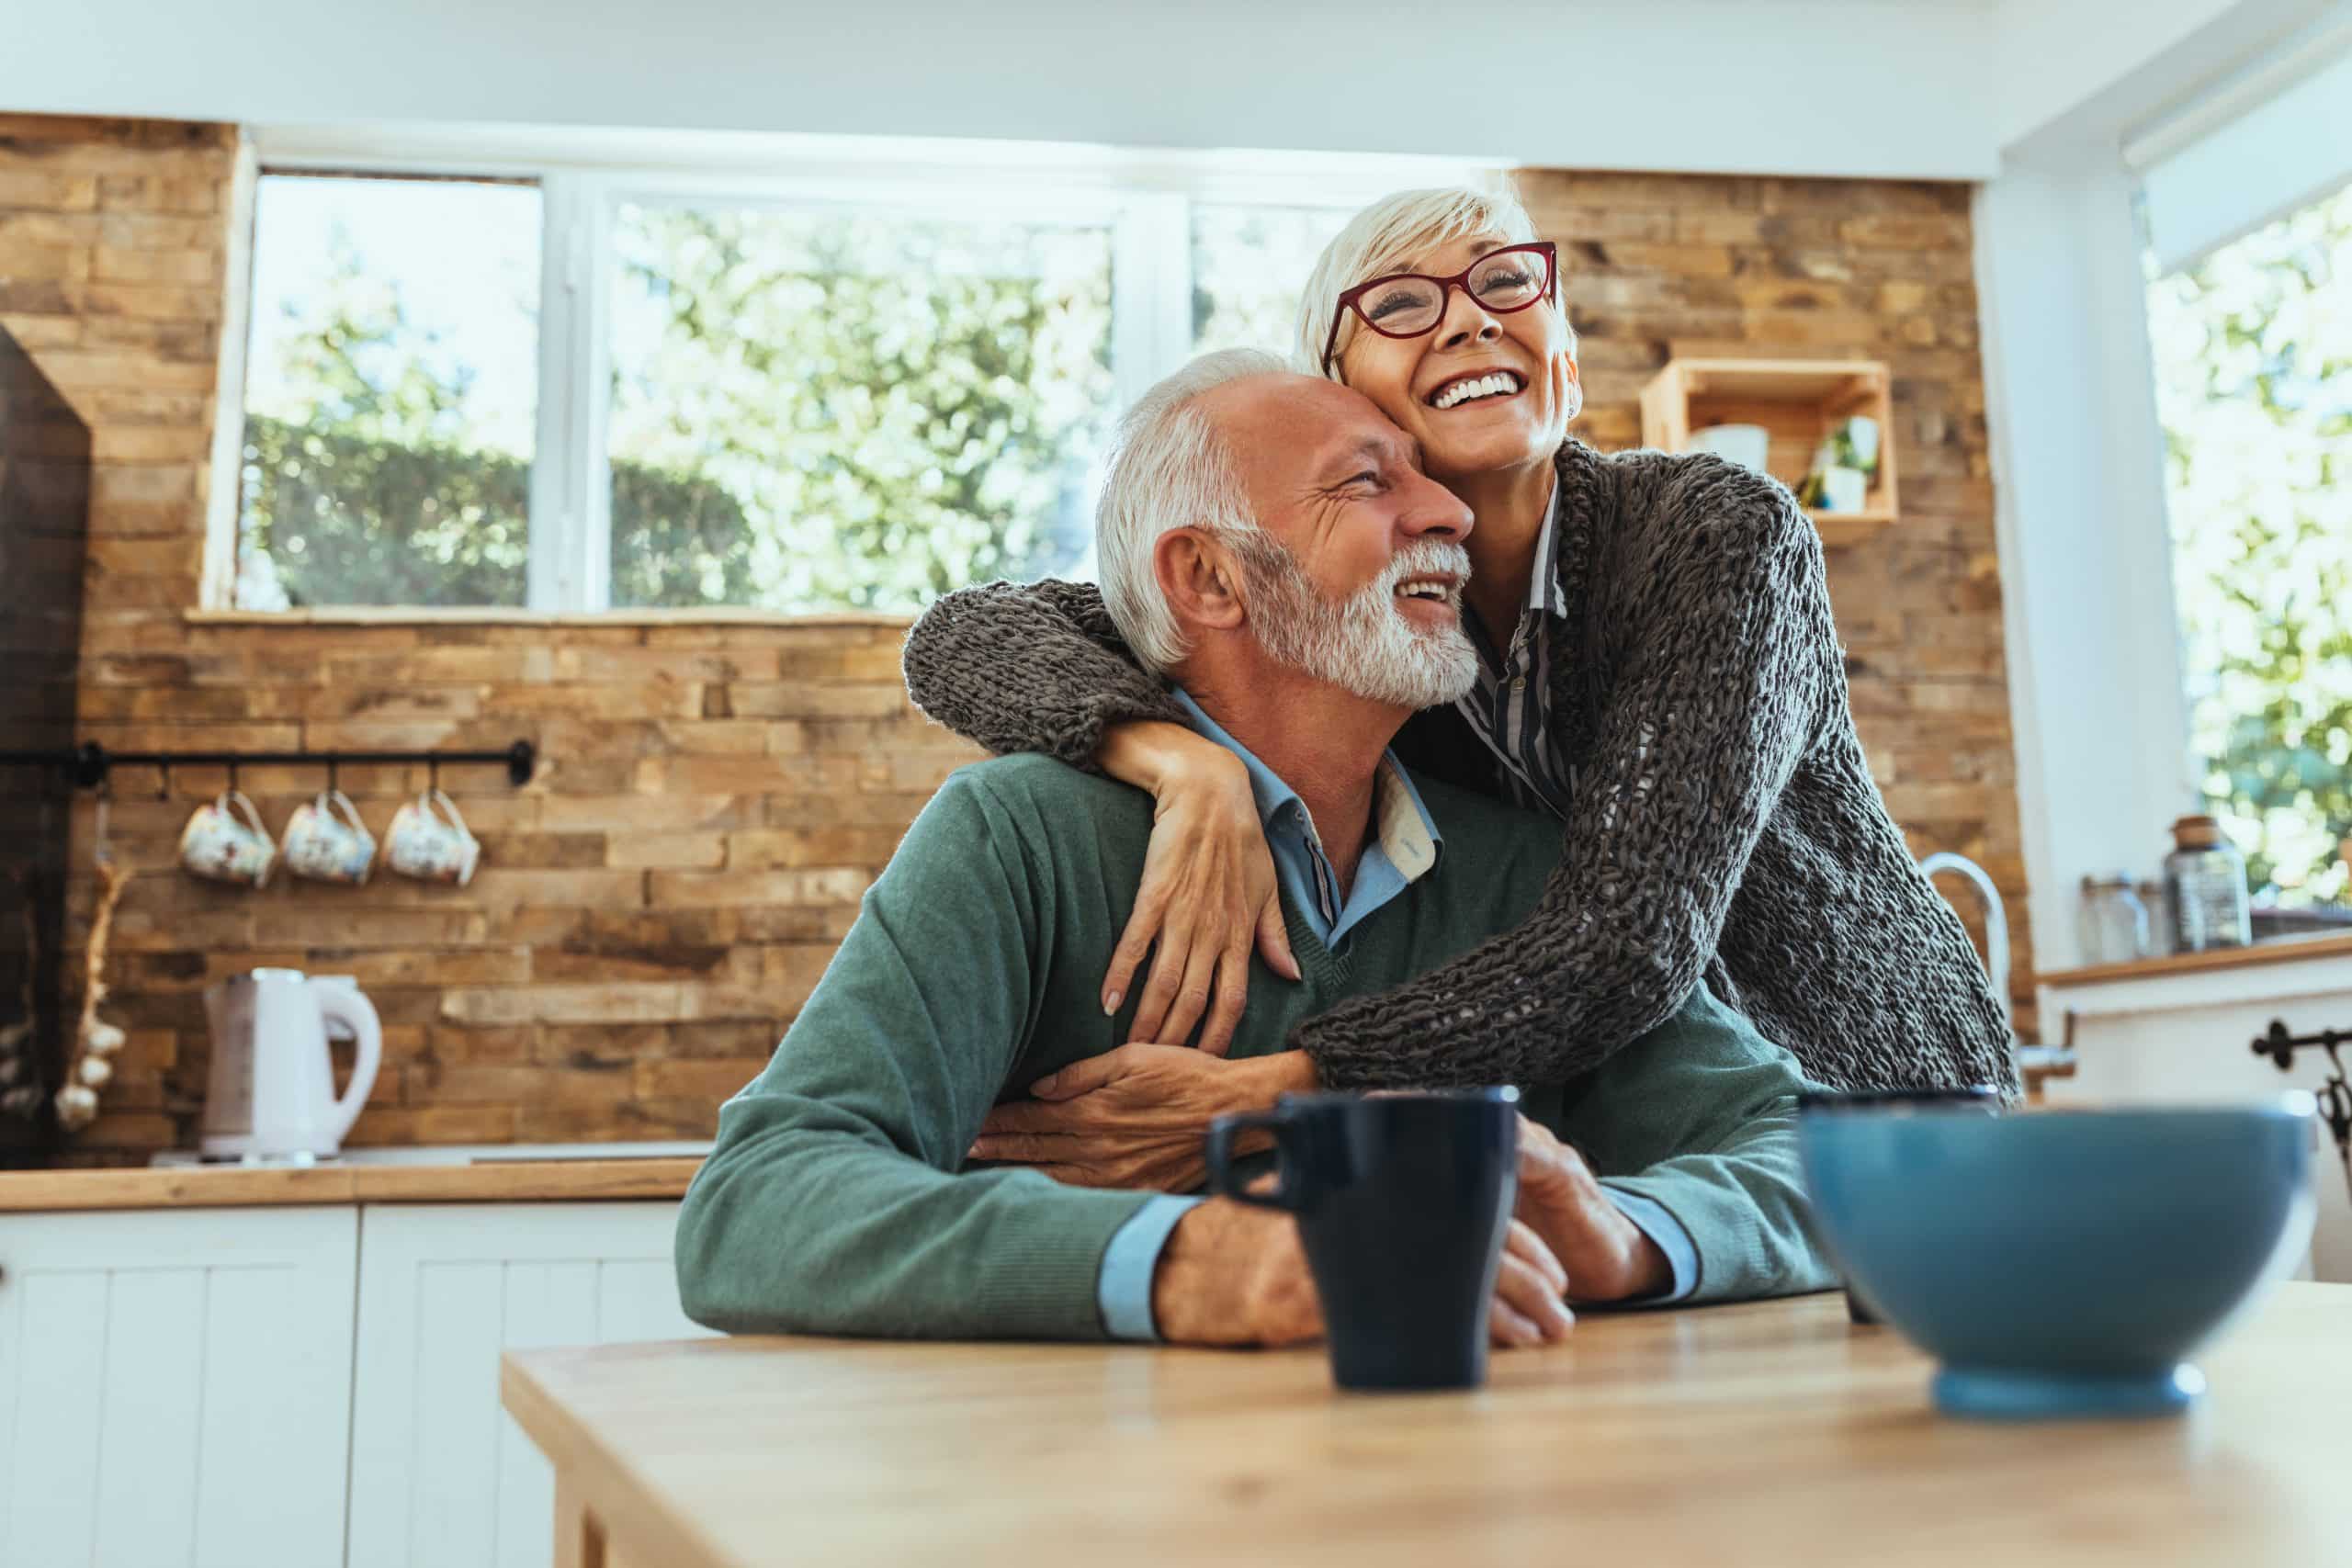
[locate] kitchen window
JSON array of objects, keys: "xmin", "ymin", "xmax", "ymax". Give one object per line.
[
  {"xmin": 234, "ymin": 174, "xmax": 544, "ymax": 611},
  {"xmin": 605, "ymin": 201, "xmax": 1115, "ymax": 613},
  {"xmin": 225, "ymin": 137, "xmax": 1464, "ymax": 615},
  {"xmin": 2141, "ymin": 157, "xmax": 2352, "ymax": 909},
  {"xmin": 1188, "ymin": 202, "xmax": 1355, "ymax": 357}
]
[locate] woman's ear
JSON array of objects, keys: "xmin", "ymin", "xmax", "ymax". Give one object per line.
[{"xmin": 1154, "ymin": 528, "xmax": 1247, "ymax": 636}]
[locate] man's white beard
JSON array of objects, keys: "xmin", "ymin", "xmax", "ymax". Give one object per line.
[{"xmin": 1232, "ymin": 535, "xmax": 1479, "ymax": 709}]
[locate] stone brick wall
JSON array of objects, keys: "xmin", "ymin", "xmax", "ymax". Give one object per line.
[{"xmin": 1, "ymin": 116, "xmax": 2027, "ymax": 1164}]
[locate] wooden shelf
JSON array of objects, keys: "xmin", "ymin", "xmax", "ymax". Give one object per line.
[
  {"xmin": 2036, "ymin": 931, "xmax": 2352, "ymax": 990},
  {"xmin": 1810, "ymin": 509, "xmax": 1895, "ymax": 547},
  {"xmin": 1639, "ymin": 357, "xmax": 1898, "ymax": 544}
]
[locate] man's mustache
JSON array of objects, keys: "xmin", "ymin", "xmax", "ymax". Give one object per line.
[{"xmin": 1366, "ymin": 541, "xmax": 1475, "ymax": 606}]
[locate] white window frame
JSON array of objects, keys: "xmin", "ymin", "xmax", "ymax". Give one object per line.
[{"xmin": 216, "ymin": 124, "xmax": 1486, "ymax": 615}]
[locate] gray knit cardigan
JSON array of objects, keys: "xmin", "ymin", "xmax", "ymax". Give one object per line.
[{"xmin": 900, "ymin": 438, "xmax": 2018, "ymax": 1098}]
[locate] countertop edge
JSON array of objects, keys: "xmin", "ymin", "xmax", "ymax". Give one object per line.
[{"xmin": 0, "ymin": 1156, "xmax": 706, "ymax": 1212}]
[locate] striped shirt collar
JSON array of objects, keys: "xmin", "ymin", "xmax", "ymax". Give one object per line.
[
  {"xmin": 1455, "ymin": 477, "xmax": 1576, "ymax": 819},
  {"xmin": 1525, "ymin": 475, "xmax": 1569, "ymax": 621}
]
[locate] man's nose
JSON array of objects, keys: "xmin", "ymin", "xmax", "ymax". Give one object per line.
[{"xmin": 1398, "ymin": 469, "xmax": 1475, "ymax": 541}]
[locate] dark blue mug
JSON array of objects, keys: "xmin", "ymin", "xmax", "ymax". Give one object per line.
[{"xmin": 1205, "ymin": 1087, "xmax": 1520, "ymax": 1392}]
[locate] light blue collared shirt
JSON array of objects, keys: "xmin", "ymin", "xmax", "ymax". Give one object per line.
[
  {"xmin": 1168, "ymin": 689, "xmax": 1442, "ymax": 950},
  {"xmin": 1095, "ymin": 687, "xmax": 1697, "ymax": 1338}
]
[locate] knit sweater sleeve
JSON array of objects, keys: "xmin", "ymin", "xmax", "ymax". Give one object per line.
[
  {"xmin": 1296, "ymin": 458, "xmax": 1838, "ymax": 1089},
  {"xmin": 901, "ymin": 578, "xmax": 1190, "ymax": 768}
]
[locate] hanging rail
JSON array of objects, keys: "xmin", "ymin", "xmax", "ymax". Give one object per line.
[{"xmin": 0, "ymin": 739, "xmax": 537, "ymax": 789}]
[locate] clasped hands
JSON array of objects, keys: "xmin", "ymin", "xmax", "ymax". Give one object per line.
[{"xmin": 967, "ymin": 1042, "xmax": 1669, "ymax": 1348}]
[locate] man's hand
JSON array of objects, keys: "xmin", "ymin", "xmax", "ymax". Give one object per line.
[
  {"xmin": 1150, "ymin": 1200, "xmax": 1322, "ymax": 1346},
  {"xmin": 1150, "ymin": 1200, "xmax": 1576, "ymax": 1349},
  {"xmin": 968, "ymin": 1045, "xmax": 1317, "ymax": 1191},
  {"xmin": 1513, "ymin": 1115, "xmax": 1672, "ymax": 1303}
]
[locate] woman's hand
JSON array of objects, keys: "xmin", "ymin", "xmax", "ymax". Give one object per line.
[
  {"xmin": 1096, "ymin": 722, "xmax": 1301, "ymax": 1055},
  {"xmin": 967, "ymin": 1045, "xmax": 1317, "ymax": 1191}
]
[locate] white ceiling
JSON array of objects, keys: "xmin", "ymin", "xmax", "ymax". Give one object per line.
[{"xmin": 0, "ymin": 0, "xmax": 2334, "ymax": 180}]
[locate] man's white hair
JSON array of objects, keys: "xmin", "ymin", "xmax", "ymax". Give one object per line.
[
  {"xmin": 1095, "ymin": 347, "xmax": 1287, "ymax": 675},
  {"xmin": 1293, "ymin": 184, "xmax": 1571, "ymax": 379}
]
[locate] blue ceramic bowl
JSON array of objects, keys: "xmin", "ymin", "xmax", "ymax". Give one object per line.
[{"xmin": 1799, "ymin": 1101, "xmax": 2315, "ymax": 1419}]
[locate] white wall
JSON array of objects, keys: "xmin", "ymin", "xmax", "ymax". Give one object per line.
[
  {"xmin": 1975, "ymin": 157, "xmax": 2194, "ymax": 972},
  {"xmin": 2, "ymin": 0, "xmax": 2007, "ymax": 178}
]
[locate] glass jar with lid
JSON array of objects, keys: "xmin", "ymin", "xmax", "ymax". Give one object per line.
[
  {"xmin": 2163, "ymin": 815, "xmax": 2253, "ymax": 953},
  {"xmin": 2077, "ymin": 874, "xmax": 2150, "ymax": 965},
  {"xmin": 2136, "ymin": 877, "xmax": 2175, "ymax": 957}
]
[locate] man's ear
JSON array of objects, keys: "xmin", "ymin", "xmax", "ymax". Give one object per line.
[{"xmin": 1154, "ymin": 528, "xmax": 1247, "ymax": 634}]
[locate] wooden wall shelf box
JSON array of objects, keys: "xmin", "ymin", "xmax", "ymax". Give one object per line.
[{"xmin": 1638, "ymin": 357, "xmax": 1898, "ymax": 547}]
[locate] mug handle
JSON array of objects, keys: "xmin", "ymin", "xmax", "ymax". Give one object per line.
[
  {"xmin": 1205, "ymin": 1109, "xmax": 1305, "ymax": 1212},
  {"xmin": 327, "ymin": 789, "xmax": 368, "ymax": 835},
  {"xmin": 226, "ymin": 789, "xmax": 270, "ymax": 840},
  {"xmin": 425, "ymin": 787, "xmax": 472, "ymax": 841}
]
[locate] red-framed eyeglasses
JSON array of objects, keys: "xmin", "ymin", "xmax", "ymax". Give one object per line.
[{"xmin": 1320, "ymin": 241, "xmax": 1560, "ymax": 377}]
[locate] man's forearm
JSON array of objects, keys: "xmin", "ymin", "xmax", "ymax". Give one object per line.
[{"xmin": 678, "ymin": 1091, "xmax": 1158, "ymax": 1340}]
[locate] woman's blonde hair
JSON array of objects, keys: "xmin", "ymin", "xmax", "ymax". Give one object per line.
[{"xmin": 1293, "ymin": 184, "xmax": 1569, "ymax": 380}]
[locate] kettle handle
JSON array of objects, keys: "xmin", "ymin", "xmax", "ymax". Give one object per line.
[{"xmin": 316, "ymin": 985, "xmax": 382, "ymax": 1145}]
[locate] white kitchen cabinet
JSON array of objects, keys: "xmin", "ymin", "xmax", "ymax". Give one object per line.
[
  {"xmin": 0, "ymin": 1205, "xmax": 359, "ymax": 1568},
  {"xmin": 345, "ymin": 1201, "xmax": 712, "ymax": 1568},
  {"xmin": 2041, "ymin": 953, "xmax": 2352, "ymax": 1281}
]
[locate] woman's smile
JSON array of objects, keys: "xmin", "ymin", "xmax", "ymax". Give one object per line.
[{"xmin": 1424, "ymin": 367, "xmax": 1527, "ymax": 411}]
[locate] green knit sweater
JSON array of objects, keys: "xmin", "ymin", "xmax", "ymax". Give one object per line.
[{"xmin": 674, "ymin": 754, "xmax": 1833, "ymax": 1341}]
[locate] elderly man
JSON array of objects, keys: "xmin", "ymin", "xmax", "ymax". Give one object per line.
[{"xmin": 675, "ymin": 350, "xmax": 1833, "ymax": 1346}]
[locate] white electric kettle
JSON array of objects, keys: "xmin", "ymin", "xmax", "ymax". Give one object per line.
[{"xmin": 201, "ymin": 968, "xmax": 382, "ymax": 1161}]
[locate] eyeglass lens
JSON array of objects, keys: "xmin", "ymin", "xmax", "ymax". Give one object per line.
[{"xmin": 1357, "ymin": 250, "xmax": 1549, "ymax": 337}]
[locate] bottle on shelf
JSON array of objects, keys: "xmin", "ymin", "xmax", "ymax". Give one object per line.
[
  {"xmin": 2136, "ymin": 877, "xmax": 2175, "ymax": 957},
  {"xmin": 2163, "ymin": 815, "xmax": 2253, "ymax": 953},
  {"xmin": 2077, "ymin": 874, "xmax": 2151, "ymax": 965}
]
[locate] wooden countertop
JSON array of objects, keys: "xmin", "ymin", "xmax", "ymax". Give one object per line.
[
  {"xmin": 2039, "ymin": 930, "xmax": 2352, "ymax": 988},
  {"xmin": 503, "ymin": 1281, "xmax": 2352, "ymax": 1568},
  {"xmin": 0, "ymin": 1156, "xmax": 703, "ymax": 1212}
]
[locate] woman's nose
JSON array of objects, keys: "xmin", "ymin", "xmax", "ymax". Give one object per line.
[{"xmin": 1436, "ymin": 288, "xmax": 1503, "ymax": 350}]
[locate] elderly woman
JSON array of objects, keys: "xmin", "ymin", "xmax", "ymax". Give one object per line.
[{"xmin": 902, "ymin": 185, "xmax": 2012, "ymax": 1108}]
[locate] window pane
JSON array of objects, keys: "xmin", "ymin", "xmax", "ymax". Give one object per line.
[
  {"xmin": 236, "ymin": 175, "xmax": 541, "ymax": 609},
  {"xmin": 1190, "ymin": 204, "xmax": 1356, "ymax": 358},
  {"xmin": 606, "ymin": 203, "xmax": 1114, "ymax": 612},
  {"xmin": 2145, "ymin": 175, "xmax": 2352, "ymax": 908}
]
